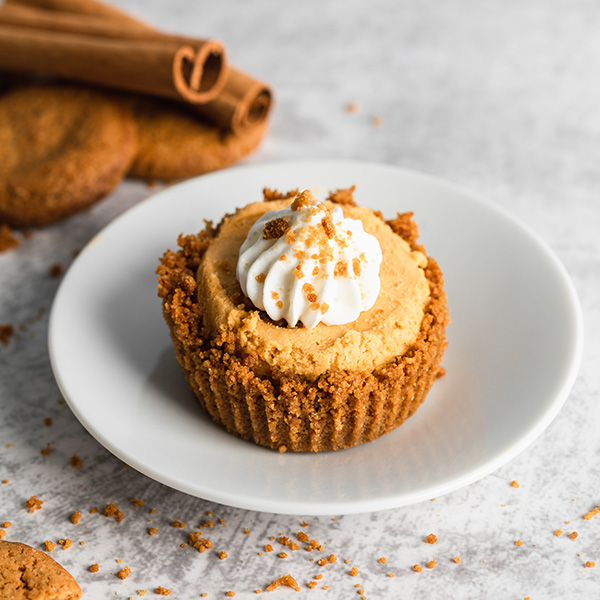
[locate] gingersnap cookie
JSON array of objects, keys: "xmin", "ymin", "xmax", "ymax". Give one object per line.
[
  {"xmin": 0, "ymin": 540, "xmax": 82, "ymax": 599},
  {"xmin": 0, "ymin": 84, "xmax": 137, "ymax": 227},
  {"xmin": 125, "ymin": 95, "xmax": 266, "ymax": 181}
]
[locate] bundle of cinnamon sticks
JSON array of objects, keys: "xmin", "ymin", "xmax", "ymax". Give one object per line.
[{"xmin": 0, "ymin": 0, "xmax": 272, "ymax": 134}]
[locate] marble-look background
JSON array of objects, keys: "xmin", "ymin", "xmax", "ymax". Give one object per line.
[{"xmin": 1, "ymin": 0, "xmax": 599, "ymax": 598}]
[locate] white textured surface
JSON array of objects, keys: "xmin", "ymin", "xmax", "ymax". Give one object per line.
[{"xmin": 0, "ymin": 1, "xmax": 599, "ymax": 598}]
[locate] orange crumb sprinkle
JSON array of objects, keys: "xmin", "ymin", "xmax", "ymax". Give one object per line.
[
  {"xmin": 102, "ymin": 503, "xmax": 123, "ymax": 522},
  {"xmin": 130, "ymin": 498, "xmax": 144, "ymax": 508},
  {"xmin": 171, "ymin": 520, "xmax": 185, "ymax": 528},
  {"xmin": 584, "ymin": 505, "xmax": 600, "ymax": 520},
  {"xmin": 71, "ymin": 511, "xmax": 82, "ymax": 524},
  {"xmin": 301, "ymin": 520, "xmax": 308, "ymax": 527},
  {"xmin": 314, "ymin": 574, "xmax": 323, "ymax": 580},
  {"xmin": 90, "ymin": 563, "xmax": 99, "ymax": 573},
  {"xmin": 1, "ymin": 522, "xmax": 11, "ymax": 528},
  {"xmin": 70, "ymin": 456, "xmax": 82, "ymax": 468},
  {"xmin": 243, "ymin": 528, "xmax": 250, "ymax": 535},
  {"xmin": 0, "ymin": 531, "xmax": 5, "ymax": 539},
  {"xmin": 349, "ymin": 566, "xmax": 359, "ymax": 576},
  {"xmin": 585, "ymin": 561, "xmax": 596, "ymax": 568},
  {"xmin": 570, "ymin": 532, "xmax": 579, "ymax": 541},
  {"xmin": 265, "ymin": 544, "xmax": 273, "ymax": 552},
  {"xmin": 308, "ymin": 581, "xmax": 317, "ymax": 590},
  {"xmin": 90, "ymin": 507, "xmax": 98, "ymax": 514},
  {"xmin": 155, "ymin": 587, "xmax": 171, "ymax": 596},
  {"xmin": 510, "ymin": 480, "xmax": 520, "ymax": 488},
  {"xmin": 26, "ymin": 496, "xmax": 43, "ymax": 512},
  {"xmin": 388, "ymin": 572, "xmax": 395, "ymax": 578},
  {"xmin": 1, "ymin": 480, "xmax": 9, "ymax": 484},
  {"xmin": 225, "ymin": 592, "xmax": 235, "ymax": 597},
  {"xmin": 116, "ymin": 566, "xmax": 131, "ymax": 580},
  {"xmin": 138, "ymin": 591, "xmax": 147, "ymax": 597},
  {"xmin": 427, "ymin": 560, "xmax": 436, "ymax": 569},
  {"xmin": 40, "ymin": 443, "xmax": 51, "ymax": 456},
  {"xmin": 265, "ymin": 574, "xmax": 301, "ymax": 592},
  {"xmin": 555, "ymin": 529, "xmax": 563, "ymax": 537},
  {"xmin": 148, "ymin": 527, "xmax": 158, "ymax": 536},
  {"xmin": 278, "ymin": 535, "xmax": 299, "ymax": 551},
  {"xmin": 59, "ymin": 538, "xmax": 72, "ymax": 550},
  {"xmin": 413, "ymin": 564, "xmax": 422, "ymax": 572},
  {"xmin": 515, "ymin": 539, "xmax": 524, "ymax": 546},
  {"xmin": 425, "ymin": 533, "xmax": 437, "ymax": 544},
  {"xmin": 378, "ymin": 557, "xmax": 387, "ymax": 564},
  {"xmin": 453, "ymin": 556, "xmax": 461, "ymax": 564},
  {"xmin": 44, "ymin": 540, "xmax": 56, "ymax": 552},
  {"xmin": 278, "ymin": 552, "xmax": 288, "ymax": 559},
  {"xmin": 218, "ymin": 551, "xmax": 228, "ymax": 560},
  {"xmin": 297, "ymin": 531, "xmax": 309, "ymax": 543}
]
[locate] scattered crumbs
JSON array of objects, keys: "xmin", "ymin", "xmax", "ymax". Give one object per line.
[
  {"xmin": 349, "ymin": 566, "xmax": 359, "ymax": 576},
  {"xmin": 219, "ymin": 518, "xmax": 225, "ymax": 526},
  {"xmin": 189, "ymin": 532, "xmax": 212, "ymax": 552},
  {"xmin": 243, "ymin": 528, "xmax": 250, "ymax": 535},
  {"xmin": 71, "ymin": 511, "xmax": 82, "ymax": 524},
  {"xmin": 265, "ymin": 574, "xmax": 301, "ymax": 592},
  {"xmin": 427, "ymin": 560, "xmax": 436, "ymax": 569},
  {"xmin": 171, "ymin": 520, "xmax": 185, "ymax": 528},
  {"xmin": 117, "ymin": 565, "xmax": 131, "ymax": 580},
  {"xmin": 453, "ymin": 556, "xmax": 461, "ymax": 564},
  {"xmin": 149, "ymin": 527, "xmax": 158, "ymax": 536},
  {"xmin": 2, "ymin": 480, "xmax": 9, "ymax": 484},
  {"xmin": 323, "ymin": 586, "xmax": 329, "ymax": 591},
  {"xmin": 40, "ymin": 443, "xmax": 51, "ymax": 456},
  {"xmin": 49, "ymin": 264, "xmax": 63, "ymax": 278},
  {"xmin": 327, "ymin": 554, "xmax": 337, "ymax": 563},
  {"xmin": 378, "ymin": 557, "xmax": 387, "ymax": 564},
  {"xmin": 102, "ymin": 503, "xmax": 124, "ymax": 522},
  {"xmin": 301, "ymin": 520, "xmax": 308, "ymax": 527},
  {"xmin": 297, "ymin": 531, "xmax": 309, "ymax": 543},
  {"xmin": 180, "ymin": 543, "xmax": 187, "ymax": 548},
  {"xmin": 0, "ymin": 531, "xmax": 5, "ymax": 539},
  {"xmin": 149, "ymin": 508, "xmax": 157, "ymax": 515},
  {"xmin": 278, "ymin": 552, "xmax": 288, "ymax": 559},
  {"xmin": 90, "ymin": 507, "xmax": 98, "ymax": 514},
  {"xmin": 278, "ymin": 535, "xmax": 299, "ymax": 551},
  {"xmin": 583, "ymin": 505, "xmax": 600, "ymax": 520},
  {"xmin": 70, "ymin": 456, "xmax": 82, "ymax": 468},
  {"xmin": 345, "ymin": 558, "xmax": 350, "ymax": 564},
  {"xmin": 90, "ymin": 563, "xmax": 100, "ymax": 573},
  {"xmin": 130, "ymin": 498, "xmax": 144, "ymax": 508},
  {"xmin": 585, "ymin": 561, "xmax": 596, "ymax": 568},
  {"xmin": 425, "ymin": 533, "xmax": 437, "ymax": 544},
  {"xmin": 555, "ymin": 529, "xmax": 563, "ymax": 537},
  {"xmin": 138, "ymin": 591, "xmax": 148, "ymax": 597},
  {"xmin": 225, "ymin": 592, "xmax": 235, "ymax": 597},
  {"xmin": 44, "ymin": 418, "xmax": 53, "ymax": 426},
  {"xmin": 25, "ymin": 496, "xmax": 43, "ymax": 512},
  {"xmin": 1, "ymin": 522, "xmax": 11, "ymax": 528},
  {"xmin": 59, "ymin": 538, "xmax": 72, "ymax": 550},
  {"xmin": 155, "ymin": 587, "xmax": 172, "ymax": 596},
  {"xmin": 515, "ymin": 539, "xmax": 524, "ymax": 547},
  {"xmin": 117, "ymin": 558, "xmax": 122, "ymax": 564},
  {"xmin": 79, "ymin": 541, "xmax": 84, "ymax": 546},
  {"xmin": 570, "ymin": 532, "xmax": 579, "ymax": 541},
  {"xmin": 566, "ymin": 521, "xmax": 571, "ymax": 525},
  {"xmin": 388, "ymin": 572, "xmax": 395, "ymax": 578},
  {"xmin": 308, "ymin": 581, "xmax": 317, "ymax": 590},
  {"xmin": 218, "ymin": 551, "xmax": 228, "ymax": 560},
  {"xmin": 413, "ymin": 564, "xmax": 422, "ymax": 572},
  {"xmin": 44, "ymin": 541, "xmax": 56, "ymax": 552},
  {"xmin": 265, "ymin": 544, "xmax": 273, "ymax": 553},
  {"xmin": 511, "ymin": 480, "xmax": 520, "ymax": 488},
  {"xmin": 314, "ymin": 574, "xmax": 323, "ymax": 581}
]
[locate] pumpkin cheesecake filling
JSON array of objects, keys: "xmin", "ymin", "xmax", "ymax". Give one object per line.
[
  {"xmin": 157, "ymin": 186, "xmax": 449, "ymax": 452},
  {"xmin": 196, "ymin": 196, "xmax": 431, "ymax": 379}
]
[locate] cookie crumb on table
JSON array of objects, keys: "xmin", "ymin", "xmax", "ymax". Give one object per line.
[
  {"xmin": 117, "ymin": 565, "xmax": 131, "ymax": 580},
  {"xmin": 102, "ymin": 503, "xmax": 124, "ymax": 522},
  {"xmin": 155, "ymin": 586, "xmax": 172, "ymax": 595},
  {"xmin": 71, "ymin": 511, "xmax": 82, "ymax": 524},
  {"xmin": 44, "ymin": 540, "xmax": 56, "ymax": 552},
  {"xmin": 25, "ymin": 496, "xmax": 43, "ymax": 512},
  {"xmin": 265, "ymin": 574, "xmax": 301, "ymax": 592},
  {"xmin": 90, "ymin": 563, "xmax": 99, "ymax": 573},
  {"xmin": 70, "ymin": 456, "xmax": 82, "ymax": 468},
  {"xmin": 425, "ymin": 533, "xmax": 437, "ymax": 544}
]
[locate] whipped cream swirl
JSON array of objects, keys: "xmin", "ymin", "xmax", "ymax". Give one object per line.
[{"xmin": 236, "ymin": 191, "xmax": 382, "ymax": 328}]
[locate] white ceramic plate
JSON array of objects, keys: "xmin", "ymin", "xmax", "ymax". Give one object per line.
[{"xmin": 49, "ymin": 160, "xmax": 583, "ymax": 515}]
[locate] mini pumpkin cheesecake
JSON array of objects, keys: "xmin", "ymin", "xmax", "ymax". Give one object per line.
[{"xmin": 157, "ymin": 187, "xmax": 448, "ymax": 452}]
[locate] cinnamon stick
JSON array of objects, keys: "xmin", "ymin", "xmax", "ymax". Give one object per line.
[
  {"xmin": 5, "ymin": 0, "xmax": 273, "ymax": 134},
  {"xmin": 0, "ymin": 7, "xmax": 227, "ymax": 104}
]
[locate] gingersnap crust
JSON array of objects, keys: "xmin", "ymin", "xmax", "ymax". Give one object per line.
[
  {"xmin": 0, "ymin": 84, "xmax": 137, "ymax": 227},
  {"xmin": 0, "ymin": 540, "xmax": 82, "ymax": 600},
  {"xmin": 125, "ymin": 95, "xmax": 266, "ymax": 181},
  {"xmin": 157, "ymin": 205, "xmax": 449, "ymax": 452}
]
